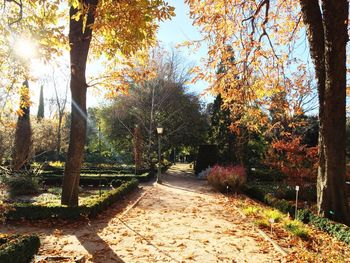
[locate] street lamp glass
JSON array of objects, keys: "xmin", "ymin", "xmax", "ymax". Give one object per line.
[{"xmin": 156, "ymin": 127, "xmax": 163, "ymax": 134}]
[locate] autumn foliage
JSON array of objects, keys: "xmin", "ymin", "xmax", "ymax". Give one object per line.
[
  {"xmin": 265, "ymin": 136, "xmax": 318, "ymax": 185},
  {"xmin": 207, "ymin": 165, "xmax": 246, "ymax": 193}
]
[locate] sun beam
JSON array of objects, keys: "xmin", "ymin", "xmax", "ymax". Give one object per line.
[{"xmin": 14, "ymin": 37, "xmax": 37, "ymax": 60}]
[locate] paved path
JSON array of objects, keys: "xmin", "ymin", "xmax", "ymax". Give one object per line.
[{"xmin": 1, "ymin": 164, "xmax": 284, "ymax": 262}]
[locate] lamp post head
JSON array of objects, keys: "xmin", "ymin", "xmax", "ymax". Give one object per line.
[{"xmin": 156, "ymin": 127, "xmax": 163, "ymax": 135}]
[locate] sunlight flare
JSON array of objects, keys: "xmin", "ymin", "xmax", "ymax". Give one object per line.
[{"xmin": 14, "ymin": 37, "xmax": 37, "ymax": 60}]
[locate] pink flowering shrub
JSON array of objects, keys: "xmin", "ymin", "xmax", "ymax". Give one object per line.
[{"xmin": 207, "ymin": 165, "xmax": 246, "ymax": 193}]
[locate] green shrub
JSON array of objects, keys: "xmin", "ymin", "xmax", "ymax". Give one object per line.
[
  {"xmin": 243, "ymin": 184, "xmax": 266, "ymax": 200},
  {"xmin": 6, "ymin": 176, "xmax": 40, "ymax": 198},
  {"xmin": 284, "ymin": 220, "xmax": 309, "ymax": 240},
  {"xmin": 248, "ymin": 167, "xmax": 285, "ymax": 182},
  {"xmin": 256, "ymin": 218, "xmax": 270, "ymax": 228},
  {"xmin": 244, "ymin": 186, "xmax": 350, "ymax": 245},
  {"xmin": 0, "ymin": 234, "xmax": 40, "ymax": 263},
  {"xmin": 6, "ymin": 179, "xmax": 139, "ymax": 220},
  {"xmin": 244, "ymin": 181, "xmax": 316, "ymax": 201},
  {"xmin": 83, "ymin": 178, "xmax": 139, "ymax": 218},
  {"xmin": 1, "ymin": 168, "xmax": 42, "ymax": 198},
  {"xmin": 242, "ymin": 206, "xmax": 260, "ymax": 216},
  {"xmin": 263, "ymin": 194, "xmax": 294, "ymax": 215},
  {"xmin": 263, "ymin": 209, "xmax": 284, "ymax": 223},
  {"xmin": 307, "ymin": 212, "xmax": 350, "ymax": 245}
]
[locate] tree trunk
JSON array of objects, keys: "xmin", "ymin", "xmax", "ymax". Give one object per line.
[
  {"xmin": 319, "ymin": 0, "xmax": 350, "ymax": 224},
  {"xmin": 12, "ymin": 80, "xmax": 32, "ymax": 171},
  {"xmin": 56, "ymin": 113, "xmax": 62, "ymax": 159},
  {"xmin": 300, "ymin": 0, "xmax": 350, "ymax": 224},
  {"xmin": 61, "ymin": 0, "xmax": 98, "ymax": 206},
  {"xmin": 147, "ymin": 83, "xmax": 155, "ymax": 162}
]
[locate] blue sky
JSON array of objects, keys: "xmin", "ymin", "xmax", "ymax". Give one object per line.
[
  {"xmin": 157, "ymin": 0, "xmax": 213, "ymax": 103},
  {"xmin": 30, "ymin": 1, "xmax": 212, "ymax": 113}
]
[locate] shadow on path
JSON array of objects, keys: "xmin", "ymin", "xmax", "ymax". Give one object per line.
[{"xmin": 1, "ymin": 187, "xmax": 147, "ymax": 262}]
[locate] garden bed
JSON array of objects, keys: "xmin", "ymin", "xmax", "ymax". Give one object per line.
[
  {"xmin": 245, "ymin": 181, "xmax": 317, "ymax": 202},
  {"xmin": 0, "ymin": 234, "xmax": 40, "ymax": 263},
  {"xmin": 42, "ymin": 172, "xmax": 153, "ymax": 186},
  {"xmin": 4, "ymin": 179, "xmax": 139, "ymax": 220},
  {"xmin": 235, "ymin": 196, "xmax": 350, "ymax": 261},
  {"xmin": 40, "ymin": 167, "xmax": 150, "ymax": 176},
  {"xmin": 243, "ymin": 183, "xmax": 350, "ymax": 245}
]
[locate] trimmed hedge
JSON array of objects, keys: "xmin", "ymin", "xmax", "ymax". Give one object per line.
[
  {"xmin": 42, "ymin": 172, "xmax": 152, "ymax": 186},
  {"xmin": 248, "ymin": 168, "xmax": 285, "ymax": 182},
  {"xmin": 83, "ymin": 178, "xmax": 138, "ymax": 218},
  {"xmin": 245, "ymin": 182, "xmax": 316, "ymax": 201},
  {"xmin": 0, "ymin": 234, "xmax": 40, "ymax": 263},
  {"xmin": 244, "ymin": 185, "xmax": 350, "ymax": 245},
  {"xmin": 6, "ymin": 179, "xmax": 139, "ymax": 220},
  {"xmin": 41, "ymin": 168, "xmax": 150, "ymax": 176}
]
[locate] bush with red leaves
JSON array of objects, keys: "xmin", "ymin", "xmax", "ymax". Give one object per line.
[
  {"xmin": 207, "ymin": 165, "xmax": 246, "ymax": 193},
  {"xmin": 265, "ymin": 136, "xmax": 318, "ymax": 186}
]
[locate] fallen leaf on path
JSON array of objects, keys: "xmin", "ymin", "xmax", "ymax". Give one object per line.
[
  {"xmin": 177, "ymin": 243, "xmax": 187, "ymax": 249},
  {"xmin": 53, "ymin": 229, "xmax": 63, "ymax": 237}
]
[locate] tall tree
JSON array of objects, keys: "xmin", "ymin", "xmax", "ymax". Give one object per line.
[
  {"xmin": 37, "ymin": 85, "xmax": 44, "ymax": 120},
  {"xmin": 61, "ymin": 0, "xmax": 99, "ymax": 207},
  {"xmin": 61, "ymin": 1, "xmax": 174, "ymax": 206},
  {"xmin": 186, "ymin": 0, "xmax": 350, "ymax": 223},
  {"xmin": 100, "ymin": 79, "xmax": 207, "ymax": 162},
  {"xmin": 12, "ymin": 80, "xmax": 32, "ymax": 171},
  {"xmin": 299, "ymin": 0, "xmax": 349, "ymax": 223},
  {"xmin": 209, "ymin": 46, "xmax": 237, "ymax": 164},
  {"xmin": 208, "ymin": 94, "xmax": 236, "ymax": 164}
]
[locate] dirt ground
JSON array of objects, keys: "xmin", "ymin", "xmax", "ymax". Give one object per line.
[{"xmin": 1, "ymin": 164, "xmax": 286, "ymax": 263}]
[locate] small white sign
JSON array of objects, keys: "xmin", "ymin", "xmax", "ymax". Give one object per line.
[{"xmin": 295, "ymin": 186, "xmax": 300, "ymax": 191}]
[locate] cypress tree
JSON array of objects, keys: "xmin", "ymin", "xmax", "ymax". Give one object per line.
[{"xmin": 37, "ymin": 85, "xmax": 44, "ymax": 120}]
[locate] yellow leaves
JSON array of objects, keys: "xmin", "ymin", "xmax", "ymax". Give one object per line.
[
  {"xmin": 69, "ymin": 0, "xmax": 81, "ymax": 9},
  {"xmin": 16, "ymin": 108, "xmax": 25, "ymax": 117},
  {"xmin": 17, "ymin": 84, "xmax": 32, "ymax": 111},
  {"xmin": 98, "ymin": 48, "xmax": 162, "ymax": 98},
  {"xmin": 91, "ymin": 0, "xmax": 174, "ymax": 59},
  {"xmin": 71, "ymin": 12, "xmax": 82, "ymax": 22}
]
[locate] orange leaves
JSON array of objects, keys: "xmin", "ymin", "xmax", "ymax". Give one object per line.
[
  {"xmin": 185, "ymin": 0, "xmax": 313, "ymax": 135},
  {"xmin": 265, "ymin": 135, "xmax": 318, "ymax": 185}
]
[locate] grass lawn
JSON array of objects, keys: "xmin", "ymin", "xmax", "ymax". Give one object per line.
[{"xmin": 1, "ymin": 186, "xmax": 113, "ymax": 206}]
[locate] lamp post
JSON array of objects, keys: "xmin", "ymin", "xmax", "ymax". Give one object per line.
[{"xmin": 156, "ymin": 126, "xmax": 164, "ymax": 184}]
